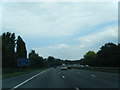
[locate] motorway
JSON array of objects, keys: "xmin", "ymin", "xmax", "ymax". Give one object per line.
[{"xmin": 2, "ymin": 67, "xmax": 119, "ymax": 89}]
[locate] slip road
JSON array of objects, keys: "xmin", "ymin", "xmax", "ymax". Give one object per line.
[{"xmin": 2, "ymin": 67, "xmax": 119, "ymax": 89}]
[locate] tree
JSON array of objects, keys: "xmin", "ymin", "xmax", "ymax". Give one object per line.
[
  {"xmin": 47, "ymin": 56, "xmax": 56, "ymax": 67},
  {"xmin": 29, "ymin": 50, "xmax": 44, "ymax": 68},
  {"xmin": 55, "ymin": 59, "xmax": 63, "ymax": 66},
  {"xmin": 96, "ymin": 42, "xmax": 119, "ymax": 67},
  {"xmin": 2, "ymin": 32, "xmax": 16, "ymax": 68},
  {"xmin": 83, "ymin": 51, "xmax": 97, "ymax": 66},
  {"xmin": 16, "ymin": 36, "xmax": 27, "ymax": 59},
  {"xmin": 84, "ymin": 51, "xmax": 97, "ymax": 60}
]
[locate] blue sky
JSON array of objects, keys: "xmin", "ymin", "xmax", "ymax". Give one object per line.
[{"xmin": 1, "ymin": 1, "xmax": 118, "ymax": 60}]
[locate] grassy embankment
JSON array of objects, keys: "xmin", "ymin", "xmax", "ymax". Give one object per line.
[
  {"xmin": 76, "ymin": 67, "xmax": 120, "ymax": 74},
  {"xmin": 2, "ymin": 67, "xmax": 48, "ymax": 79}
]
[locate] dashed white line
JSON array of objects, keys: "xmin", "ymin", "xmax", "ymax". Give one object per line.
[
  {"xmin": 91, "ymin": 75, "xmax": 96, "ymax": 77},
  {"xmin": 10, "ymin": 68, "xmax": 51, "ymax": 90},
  {"xmin": 59, "ymin": 72, "xmax": 61, "ymax": 74},
  {"xmin": 75, "ymin": 87, "xmax": 80, "ymax": 90}
]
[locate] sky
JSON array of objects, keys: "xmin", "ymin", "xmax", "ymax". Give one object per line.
[{"xmin": 1, "ymin": 1, "xmax": 118, "ymax": 60}]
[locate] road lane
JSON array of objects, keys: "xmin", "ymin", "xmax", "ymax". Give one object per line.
[
  {"xmin": 61, "ymin": 69, "xmax": 118, "ymax": 88},
  {"xmin": 2, "ymin": 68, "xmax": 51, "ymax": 88},
  {"xmin": 18, "ymin": 68, "xmax": 71, "ymax": 88},
  {"xmin": 2, "ymin": 67, "xmax": 119, "ymax": 89}
]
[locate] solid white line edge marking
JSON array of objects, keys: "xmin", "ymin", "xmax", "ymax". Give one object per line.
[
  {"xmin": 75, "ymin": 87, "xmax": 80, "ymax": 90},
  {"xmin": 10, "ymin": 68, "xmax": 51, "ymax": 90}
]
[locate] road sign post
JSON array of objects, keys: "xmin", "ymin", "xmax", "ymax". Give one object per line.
[
  {"xmin": 17, "ymin": 58, "xmax": 29, "ymax": 66},
  {"xmin": 17, "ymin": 58, "xmax": 29, "ymax": 71}
]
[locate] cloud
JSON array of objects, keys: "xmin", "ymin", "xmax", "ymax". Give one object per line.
[
  {"xmin": 33, "ymin": 44, "xmax": 82, "ymax": 60},
  {"xmin": 1, "ymin": 0, "xmax": 119, "ymax": 2},
  {"xmin": 2, "ymin": 2, "xmax": 117, "ymax": 38},
  {"xmin": 77, "ymin": 25, "xmax": 118, "ymax": 46}
]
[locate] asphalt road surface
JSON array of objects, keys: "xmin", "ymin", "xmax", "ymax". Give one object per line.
[{"xmin": 2, "ymin": 67, "xmax": 119, "ymax": 89}]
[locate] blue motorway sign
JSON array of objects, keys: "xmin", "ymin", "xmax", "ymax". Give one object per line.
[{"xmin": 17, "ymin": 58, "xmax": 29, "ymax": 66}]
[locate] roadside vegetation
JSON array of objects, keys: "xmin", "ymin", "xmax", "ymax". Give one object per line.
[
  {"xmin": 2, "ymin": 68, "xmax": 48, "ymax": 79},
  {"xmin": 74, "ymin": 67, "xmax": 120, "ymax": 74},
  {"xmin": 79, "ymin": 42, "xmax": 119, "ymax": 67}
]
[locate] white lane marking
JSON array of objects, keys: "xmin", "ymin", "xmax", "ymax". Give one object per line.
[
  {"xmin": 59, "ymin": 72, "xmax": 60, "ymax": 74},
  {"xmin": 75, "ymin": 87, "xmax": 80, "ymax": 90},
  {"xmin": 91, "ymin": 75, "xmax": 96, "ymax": 77},
  {"xmin": 62, "ymin": 76, "xmax": 65, "ymax": 78},
  {"xmin": 10, "ymin": 68, "xmax": 52, "ymax": 90}
]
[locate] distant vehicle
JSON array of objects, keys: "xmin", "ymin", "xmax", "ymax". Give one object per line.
[
  {"xmin": 80, "ymin": 65, "xmax": 84, "ymax": 67},
  {"xmin": 61, "ymin": 64, "xmax": 66, "ymax": 66},
  {"xmin": 72, "ymin": 64, "xmax": 80, "ymax": 68},
  {"xmin": 85, "ymin": 65, "xmax": 89, "ymax": 67},
  {"xmin": 61, "ymin": 64, "xmax": 67, "ymax": 70},
  {"xmin": 73, "ymin": 64, "xmax": 77, "ymax": 67}
]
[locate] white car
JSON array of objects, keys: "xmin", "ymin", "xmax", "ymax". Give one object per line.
[
  {"xmin": 80, "ymin": 65, "xmax": 84, "ymax": 67},
  {"xmin": 85, "ymin": 65, "xmax": 89, "ymax": 67},
  {"xmin": 61, "ymin": 64, "xmax": 67, "ymax": 70}
]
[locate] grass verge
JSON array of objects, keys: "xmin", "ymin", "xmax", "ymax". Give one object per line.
[
  {"xmin": 75, "ymin": 67, "xmax": 120, "ymax": 74},
  {"xmin": 2, "ymin": 68, "xmax": 48, "ymax": 79}
]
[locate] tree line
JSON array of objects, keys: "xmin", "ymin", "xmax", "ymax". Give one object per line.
[
  {"xmin": 80, "ymin": 43, "xmax": 119, "ymax": 67},
  {"xmin": 2, "ymin": 32, "xmax": 119, "ymax": 70},
  {"xmin": 2, "ymin": 32, "xmax": 63, "ymax": 69},
  {"xmin": 29, "ymin": 50, "xmax": 63, "ymax": 68}
]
